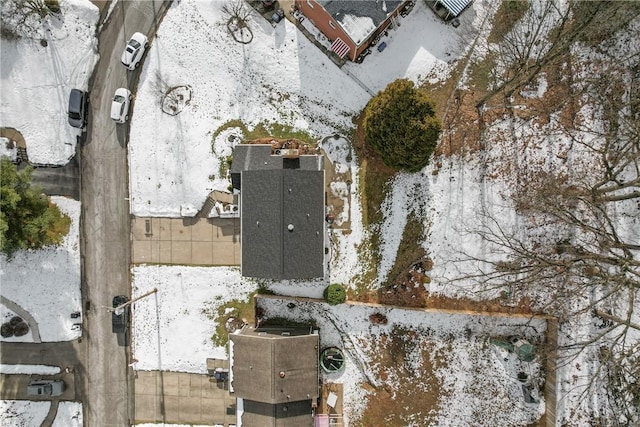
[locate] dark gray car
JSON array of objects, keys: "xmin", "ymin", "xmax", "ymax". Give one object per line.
[
  {"xmin": 68, "ymin": 89, "xmax": 88, "ymax": 129},
  {"xmin": 112, "ymin": 295, "xmax": 130, "ymax": 334}
]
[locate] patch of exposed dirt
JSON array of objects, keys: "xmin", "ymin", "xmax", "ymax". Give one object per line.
[{"xmin": 353, "ymin": 326, "xmax": 449, "ymax": 427}]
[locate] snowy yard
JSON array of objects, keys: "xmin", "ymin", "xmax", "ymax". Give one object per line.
[
  {"xmin": 128, "ymin": 0, "xmax": 480, "ymax": 217},
  {"xmin": 131, "ymin": 265, "xmax": 256, "ymax": 373},
  {"xmin": 0, "ymin": 196, "xmax": 82, "ymax": 342},
  {"xmin": 0, "ymin": 400, "xmax": 82, "ymax": 427},
  {"xmin": 0, "ymin": 0, "xmax": 637, "ymax": 425},
  {"xmin": 0, "ymin": 0, "xmax": 99, "ymax": 165},
  {"xmin": 257, "ymin": 296, "xmax": 547, "ymax": 426}
]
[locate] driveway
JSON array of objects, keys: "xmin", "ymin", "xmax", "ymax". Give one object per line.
[
  {"xmin": 131, "ymin": 217, "xmax": 240, "ymax": 265},
  {"xmin": 134, "ymin": 371, "xmax": 236, "ymax": 425},
  {"xmin": 30, "ymin": 156, "xmax": 81, "ymax": 200}
]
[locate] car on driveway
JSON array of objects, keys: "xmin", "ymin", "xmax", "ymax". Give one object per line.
[
  {"xmin": 112, "ymin": 295, "xmax": 130, "ymax": 334},
  {"xmin": 27, "ymin": 380, "xmax": 65, "ymax": 397},
  {"xmin": 121, "ymin": 32, "xmax": 149, "ymax": 70},
  {"xmin": 68, "ymin": 89, "xmax": 88, "ymax": 129},
  {"xmin": 110, "ymin": 88, "xmax": 132, "ymax": 123}
]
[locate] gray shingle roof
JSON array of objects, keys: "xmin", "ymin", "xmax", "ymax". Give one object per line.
[
  {"xmin": 231, "ymin": 145, "xmax": 281, "ymax": 191},
  {"xmin": 241, "ymin": 169, "xmax": 325, "ymax": 279},
  {"xmin": 318, "ymin": 0, "xmax": 403, "ymax": 45},
  {"xmin": 231, "ymin": 145, "xmax": 281, "ymax": 174}
]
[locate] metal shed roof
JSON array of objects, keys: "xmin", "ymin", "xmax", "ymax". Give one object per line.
[{"xmin": 439, "ymin": 0, "xmax": 472, "ymax": 17}]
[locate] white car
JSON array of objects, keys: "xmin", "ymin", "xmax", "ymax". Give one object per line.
[
  {"xmin": 110, "ymin": 88, "xmax": 132, "ymax": 123},
  {"xmin": 121, "ymin": 32, "xmax": 149, "ymax": 70}
]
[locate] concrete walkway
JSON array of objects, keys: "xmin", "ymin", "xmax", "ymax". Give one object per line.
[
  {"xmin": 131, "ymin": 217, "xmax": 240, "ymax": 265},
  {"xmin": 0, "ymin": 295, "xmax": 42, "ymax": 343}
]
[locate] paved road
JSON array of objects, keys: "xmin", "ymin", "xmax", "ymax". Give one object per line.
[{"xmin": 81, "ymin": 1, "xmax": 169, "ymax": 425}]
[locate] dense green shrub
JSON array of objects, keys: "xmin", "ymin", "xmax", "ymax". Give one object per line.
[
  {"xmin": 324, "ymin": 284, "xmax": 347, "ymax": 305},
  {"xmin": 0, "ymin": 158, "xmax": 70, "ymax": 257},
  {"xmin": 363, "ymin": 79, "xmax": 441, "ymax": 172}
]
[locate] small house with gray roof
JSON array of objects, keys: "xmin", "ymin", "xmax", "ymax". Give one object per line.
[
  {"xmin": 231, "ymin": 144, "xmax": 325, "ymax": 280},
  {"xmin": 229, "ymin": 324, "xmax": 319, "ymax": 427}
]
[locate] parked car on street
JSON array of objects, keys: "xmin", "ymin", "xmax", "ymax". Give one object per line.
[
  {"xmin": 112, "ymin": 295, "xmax": 130, "ymax": 334},
  {"xmin": 27, "ymin": 380, "xmax": 65, "ymax": 397},
  {"xmin": 68, "ymin": 89, "xmax": 88, "ymax": 129},
  {"xmin": 121, "ymin": 32, "xmax": 149, "ymax": 70},
  {"xmin": 110, "ymin": 88, "xmax": 132, "ymax": 123}
]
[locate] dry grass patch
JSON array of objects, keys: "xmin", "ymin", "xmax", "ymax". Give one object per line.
[{"xmin": 353, "ymin": 326, "xmax": 449, "ymax": 427}]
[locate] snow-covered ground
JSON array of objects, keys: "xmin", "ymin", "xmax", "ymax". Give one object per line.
[
  {"xmin": 128, "ymin": 0, "xmax": 482, "ymax": 217},
  {"xmin": 257, "ymin": 296, "xmax": 547, "ymax": 426},
  {"xmin": 1, "ymin": 0, "xmax": 637, "ymax": 425},
  {"xmin": 131, "ymin": 265, "xmax": 255, "ymax": 373},
  {"xmin": 52, "ymin": 401, "xmax": 83, "ymax": 427},
  {"xmin": 0, "ymin": 365, "xmax": 61, "ymax": 375},
  {"xmin": 0, "ymin": 197, "xmax": 82, "ymax": 342},
  {"xmin": 0, "ymin": 400, "xmax": 50, "ymax": 426},
  {"xmin": 0, "ymin": 0, "xmax": 99, "ymax": 165},
  {"xmin": 0, "ymin": 400, "xmax": 84, "ymax": 427}
]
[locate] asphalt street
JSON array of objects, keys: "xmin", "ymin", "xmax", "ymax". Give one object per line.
[{"xmin": 80, "ymin": 1, "xmax": 169, "ymax": 425}]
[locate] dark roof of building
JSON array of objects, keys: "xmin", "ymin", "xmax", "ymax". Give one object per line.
[
  {"xmin": 233, "ymin": 144, "xmax": 325, "ymax": 280},
  {"xmin": 230, "ymin": 326, "xmax": 319, "ymax": 405},
  {"xmin": 231, "ymin": 145, "xmax": 281, "ymax": 175},
  {"xmin": 240, "ymin": 400, "xmax": 314, "ymax": 427},
  {"xmin": 240, "ymin": 170, "xmax": 325, "ymax": 280},
  {"xmin": 318, "ymin": 0, "xmax": 403, "ymax": 45}
]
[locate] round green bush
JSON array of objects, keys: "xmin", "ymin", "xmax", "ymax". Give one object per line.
[
  {"xmin": 324, "ymin": 284, "xmax": 346, "ymax": 305},
  {"xmin": 363, "ymin": 78, "xmax": 441, "ymax": 172}
]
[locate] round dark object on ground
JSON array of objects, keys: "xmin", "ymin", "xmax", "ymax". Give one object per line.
[
  {"xmin": 1, "ymin": 322, "xmax": 15, "ymax": 338},
  {"xmin": 9, "ymin": 316, "xmax": 23, "ymax": 327},
  {"xmin": 14, "ymin": 321, "xmax": 30, "ymax": 337},
  {"xmin": 320, "ymin": 347, "xmax": 346, "ymax": 373}
]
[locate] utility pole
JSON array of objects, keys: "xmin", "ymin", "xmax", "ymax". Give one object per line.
[{"xmin": 109, "ymin": 288, "xmax": 158, "ymax": 313}]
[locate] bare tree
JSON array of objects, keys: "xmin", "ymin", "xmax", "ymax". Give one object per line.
[
  {"xmin": 221, "ymin": 0, "xmax": 253, "ymax": 44},
  {"xmin": 476, "ymin": 1, "xmax": 640, "ymax": 110},
  {"xmin": 0, "ymin": 0, "xmax": 61, "ymax": 38},
  {"xmin": 451, "ymin": 5, "xmax": 640, "ymax": 422}
]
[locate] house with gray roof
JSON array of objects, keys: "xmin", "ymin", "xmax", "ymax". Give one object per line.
[
  {"xmin": 231, "ymin": 144, "xmax": 326, "ymax": 280},
  {"xmin": 229, "ymin": 324, "xmax": 319, "ymax": 427}
]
